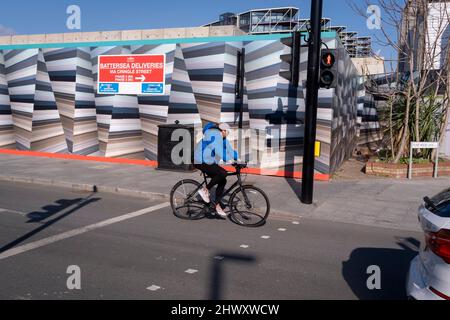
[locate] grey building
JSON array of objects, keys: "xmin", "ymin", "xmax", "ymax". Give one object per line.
[
  {"xmin": 204, "ymin": 6, "xmax": 373, "ymax": 58},
  {"xmin": 204, "ymin": 7, "xmax": 299, "ymax": 34},
  {"xmin": 399, "ymin": 0, "xmax": 450, "ymax": 72}
]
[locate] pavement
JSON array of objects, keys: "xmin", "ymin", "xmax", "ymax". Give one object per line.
[
  {"xmin": 0, "ymin": 153, "xmax": 449, "ymax": 231},
  {"xmin": 0, "ymin": 181, "xmax": 422, "ymax": 300}
]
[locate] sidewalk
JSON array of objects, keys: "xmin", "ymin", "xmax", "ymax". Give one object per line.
[{"xmin": 0, "ymin": 152, "xmax": 448, "ymax": 231}]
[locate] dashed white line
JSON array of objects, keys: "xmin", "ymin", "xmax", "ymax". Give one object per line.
[
  {"xmin": 146, "ymin": 285, "xmax": 162, "ymax": 291},
  {"xmin": 292, "ymin": 221, "xmax": 300, "ymax": 225},
  {"xmin": 185, "ymin": 269, "xmax": 198, "ymax": 274},
  {"xmin": 240, "ymin": 244, "xmax": 249, "ymax": 248},
  {"xmin": 261, "ymin": 236, "xmax": 270, "ymax": 239},
  {"xmin": 0, "ymin": 202, "xmax": 170, "ymax": 260},
  {"xmin": 278, "ymin": 228, "xmax": 287, "ymax": 232}
]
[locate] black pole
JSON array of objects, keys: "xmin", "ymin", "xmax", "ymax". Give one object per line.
[
  {"xmin": 237, "ymin": 49, "xmax": 245, "ymax": 157},
  {"xmin": 238, "ymin": 49, "xmax": 245, "ymax": 130},
  {"xmin": 301, "ymin": 0, "xmax": 323, "ymax": 204}
]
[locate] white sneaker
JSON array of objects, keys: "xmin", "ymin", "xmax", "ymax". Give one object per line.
[
  {"xmin": 215, "ymin": 204, "xmax": 228, "ymax": 218},
  {"xmin": 198, "ymin": 188, "xmax": 210, "ymax": 203}
]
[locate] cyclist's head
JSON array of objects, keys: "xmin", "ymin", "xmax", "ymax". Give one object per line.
[{"xmin": 218, "ymin": 123, "xmax": 231, "ymax": 138}]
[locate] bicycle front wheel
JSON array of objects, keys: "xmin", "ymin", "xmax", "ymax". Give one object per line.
[
  {"xmin": 228, "ymin": 185, "xmax": 270, "ymax": 227},
  {"xmin": 170, "ymin": 179, "xmax": 206, "ymax": 220}
]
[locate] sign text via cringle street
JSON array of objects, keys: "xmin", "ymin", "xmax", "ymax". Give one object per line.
[{"xmin": 97, "ymin": 54, "xmax": 166, "ymax": 95}]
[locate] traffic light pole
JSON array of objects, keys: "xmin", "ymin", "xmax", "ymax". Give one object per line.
[
  {"xmin": 237, "ymin": 49, "xmax": 245, "ymax": 158},
  {"xmin": 301, "ymin": 0, "xmax": 323, "ymax": 204}
]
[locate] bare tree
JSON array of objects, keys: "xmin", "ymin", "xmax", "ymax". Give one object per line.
[{"xmin": 350, "ymin": 0, "xmax": 449, "ymax": 163}]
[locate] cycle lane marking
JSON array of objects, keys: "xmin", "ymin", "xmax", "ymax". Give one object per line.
[
  {"xmin": 0, "ymin": 208, "xmax": 26, "ymax": 215},
  {"xmin": 0, "ymin": 202, "xmax": 170, "ymax": 260}
]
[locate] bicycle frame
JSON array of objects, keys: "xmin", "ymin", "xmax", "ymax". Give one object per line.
[{"xmin": 184, "ymin": 168, "xmax": 250, "ymax": 208}]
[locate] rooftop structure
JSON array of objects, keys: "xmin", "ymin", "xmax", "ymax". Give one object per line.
[
  {"xmin": 204, "ymin": 6, "xmax": 373, "ymax": 58},
  {"xmin": 205, "ymin": 7, "xmax": 300, "ymax": 34}
]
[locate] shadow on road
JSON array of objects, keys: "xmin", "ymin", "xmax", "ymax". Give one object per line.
[
  {"xmin": 342, "ymin": 237, "xmax": 419, "ymax": 300},
  {"xmin": 26, "ymin": 198, "xmax": 87, "ymax": 223},
  {"xmin": 0, "ymin": 193, "xmax": 100, "ymax": 254},
  {"xmin": 208, "ymin": 252, "xmax": 257, "ymax": 300}
]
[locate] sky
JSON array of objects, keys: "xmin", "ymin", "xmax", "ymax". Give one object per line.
[{"xmin": 0, "ymin": 0, "xmax": 397, "ymax": 61}]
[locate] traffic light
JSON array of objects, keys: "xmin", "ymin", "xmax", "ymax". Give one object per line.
[
  {"xmin": 280, "ymin": 32, "xmax": 301, "ymax": 87},
  {"xmin": 319, "ymin": 50, "xmax": 337, "ymax": 89}
]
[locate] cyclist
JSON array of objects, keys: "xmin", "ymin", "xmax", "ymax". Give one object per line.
[{"xmin": 194, "ymin": 122, "xmax": 239, "ymax": 218}]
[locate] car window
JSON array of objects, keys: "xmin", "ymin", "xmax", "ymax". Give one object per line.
[{"xmin": 427, "ymin": 188, "xmax": 450, "ymax": 217}]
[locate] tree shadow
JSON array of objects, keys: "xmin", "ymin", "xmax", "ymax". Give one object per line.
[
  {"xmin": 342, "ymin": 237, "xmax": 420, "ymax": 300},
  {"xmin": 208, "ymin": 252, "xmax": 257, "ymax": 300},
  {"xmin": 0, "ymin": 193, "xmax": 101, "ymax": 254}
]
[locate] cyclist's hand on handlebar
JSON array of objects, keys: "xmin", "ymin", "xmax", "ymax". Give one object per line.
[{"xmin": 232, "ymin": 160, "xmax": 248, "ymax": 168}]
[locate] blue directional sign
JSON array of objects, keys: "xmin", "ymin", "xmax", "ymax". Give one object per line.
[
  {"xmin": 99, "ymin": 83, "xmax": 119, "ymax": 94},
  {"xmin": 142, "ymin": 83, "xmax": 164, "ymax": 94}
]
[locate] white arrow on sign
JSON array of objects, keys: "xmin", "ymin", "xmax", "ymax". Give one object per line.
[{"xmin": 136, "ymin": 75, "xmax": 146, "ymax": 82}]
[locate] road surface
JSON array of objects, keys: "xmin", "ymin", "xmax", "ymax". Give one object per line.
[{"xmin": 0, "ymin": 181, "xmax": 421, "ymax": 300}]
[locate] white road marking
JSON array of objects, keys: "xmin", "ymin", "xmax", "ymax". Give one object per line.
[
  {"xmin": 146, "ymin": 285, "xmax": 161, "ymax": 291},
  {"xmin": 0, "ymin": 202, "xmax": 170, "ymax": 260},
  {"xmin": 261, "ymin": 236, "xmax": 270, "ymax": 239},
  {"xmin": 278, "ymin": 228, "xmax": 287, "ymax": 232},
  {"xmin": 292, "ymin": 221, "xmax": 300, "ymax": 225},
  {"xmin": 240, "ymin": 244, "xmax": 249, "ymax": 248},
  {"xmin": 0, "ymin": 208, "xmax": 26, "ymax": 215},
  {"xmin": 89, "ymin": 165, "xmax": 112, "ymax": 170},
  {"xmin": 185, "ymin": 269, "xmax": 198, "ymax": 274}
]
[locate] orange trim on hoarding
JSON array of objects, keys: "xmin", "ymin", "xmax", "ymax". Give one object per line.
[
  {"xmin": 0, "ymin": 149, "xmax": 158, "ymax": 167},
  {"xmin": 0, "ymin": 149, "xmax": 330, "ymax": 181}
]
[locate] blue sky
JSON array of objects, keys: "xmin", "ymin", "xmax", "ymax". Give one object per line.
[{"xmin": 0, "ymin": 0, "xmax": 396, "ymax": 60}]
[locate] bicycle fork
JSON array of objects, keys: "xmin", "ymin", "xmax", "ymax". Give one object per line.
[{"xmin": 237, "ymin": 175, "xmax": 252, "ymax": 210}]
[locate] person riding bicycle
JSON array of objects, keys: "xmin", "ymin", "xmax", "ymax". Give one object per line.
[{"xmin": 194, "ymin": 122, "xmax": 239, "ymax": 218}]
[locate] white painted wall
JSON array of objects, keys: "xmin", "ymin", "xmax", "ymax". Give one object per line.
[{"xmin": 426, "ymin": 1, "xmax": 450, "ymax": 70}]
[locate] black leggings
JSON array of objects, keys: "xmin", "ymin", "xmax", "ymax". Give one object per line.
[{"xmin": 194, "ymin": 164, "xmax": 227, "ymax": 202}]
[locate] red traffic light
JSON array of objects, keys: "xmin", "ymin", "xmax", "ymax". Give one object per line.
[{"xmin": 321, "ymin": 52, "xmax": 335, "ymax": 67}]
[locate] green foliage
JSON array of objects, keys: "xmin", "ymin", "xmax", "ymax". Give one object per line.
[{"xmin": 380, "ymin": 93, "xmax": 444, "ymax": 161}]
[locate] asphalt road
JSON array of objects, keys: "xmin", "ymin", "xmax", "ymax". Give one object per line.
[{"xmin": 0, "ymin": 181, "xmax": 422, "ymax": 300}]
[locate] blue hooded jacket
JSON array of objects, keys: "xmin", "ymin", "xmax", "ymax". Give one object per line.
[{"xmin": 194, "ymin": 122, "xmax": 239, "ymax": 165}]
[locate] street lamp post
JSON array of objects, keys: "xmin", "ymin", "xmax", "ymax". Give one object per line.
[{"xmin": 301, "ymin": 0, "xmax": 324, "ymax": 204}]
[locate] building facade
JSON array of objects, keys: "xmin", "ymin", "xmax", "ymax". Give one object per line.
[
  {"xmin": 0, "ymin": 29, "xmax": 360, "ymax": 180},
  {"xmin": 399, "ymin": 0, "xmax": 450, "ymax": 72}
]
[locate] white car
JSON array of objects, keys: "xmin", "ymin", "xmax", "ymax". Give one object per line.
[{"xmin": 407, "ymin": 188, "xmax": 450, "ymax": 300}]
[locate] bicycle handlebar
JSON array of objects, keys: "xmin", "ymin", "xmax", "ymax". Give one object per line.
[{"xmin": 232, "ymin": 162, "xmax": 248, "ymax": 169}]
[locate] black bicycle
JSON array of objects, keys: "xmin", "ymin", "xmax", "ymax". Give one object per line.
[{"xmin": 170, "ymin": 163, "xmax": 270, "ymax": 227}]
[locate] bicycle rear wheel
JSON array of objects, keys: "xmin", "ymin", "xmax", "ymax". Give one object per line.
[
  {"xmin": 228, "ymin": 185, "xmax": 270, "ymax": 227},
  {"xmin": 170, "ymin": 179, "xmax": 206, "ymax": 220}
]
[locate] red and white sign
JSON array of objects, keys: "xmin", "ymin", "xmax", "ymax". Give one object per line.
[{"xmin": 97, "ymin": 54, "xmax": 166, "ymax": 95}]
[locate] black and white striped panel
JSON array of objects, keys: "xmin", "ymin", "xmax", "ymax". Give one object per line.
[
  {"xmin": 3, "ymin": 49, "xmax": 39, "ymax": 150},
  {"xmin": 0, "ymin": 51, "xmax": 15, "ymax": 149},
  {"xmin": 32, "ymin": 49, "xmax": 67, "ymax": 153},
  {"xmin": 166, "ymin": 44, "xmax": 201, "ymax": 125},
  {"xmin": 132, "ymin": 44, "xmax": 175, "ymax": 160}
]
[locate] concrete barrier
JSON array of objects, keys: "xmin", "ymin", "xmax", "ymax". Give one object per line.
[
  {"xmin": 121, "ymin": 30, "xmax": 142, "ymax": 41},
  {"xmin": 163, "ymin": 28, "xmax": 187, "ymax": 39},
  {"xmin": 100, "ymin": 31, "xmax": 122, "ymax": 41},
  {"xmin": 45, "ymin": 33, "xmax": 65, "ymax": 43},
  {"xmin": 142, "ymin": 29, "xmax": 164, "ymax": 39},
  {"xmin": 0, "ymin": 36, "xmax": 12, "ymax": 45},
  {"xmin": 4, "ymin": 26, "xmax": 243, "ymax": 46}
]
